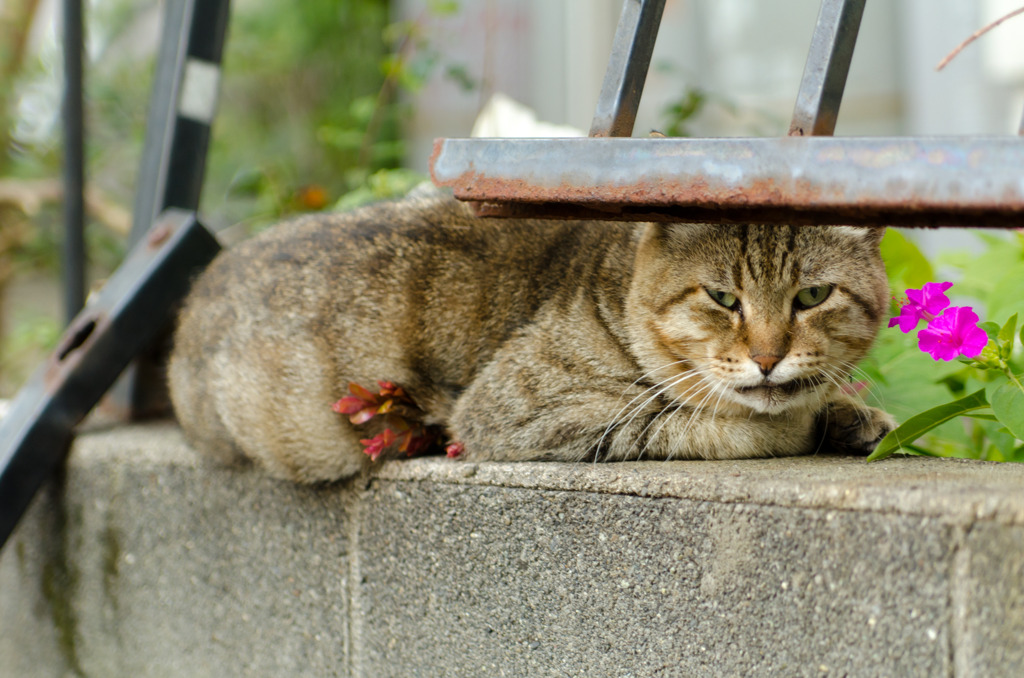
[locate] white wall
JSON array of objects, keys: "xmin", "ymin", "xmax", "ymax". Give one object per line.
[{"xmin": 401, "ymin": 0, "xmax": 1024, "ymax": 154}]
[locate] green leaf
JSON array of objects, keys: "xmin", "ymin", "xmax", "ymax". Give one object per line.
[
  {"xmin": 999, "ymin": 314, "xmax": 1018, "ymax": 343},
  {"xmin": 879, "ymin": 229, "xmax": 934, "ymax": 292},
  {"xmin": 962, "ymin": 413, "xmax": 1000, "ymax": 422},
  {"xmin": 861, "ymin": 328, "xmax": 967, "ymax": 421},
  {"xmin": 348, "ymin": 95, "xmax": 377, "ymax": 125},
  {"xmin": 900, "ymin": 443, "xmax": 942, "ymax": 457},
  {"xmin": 317, "ymin": 126, "xmax": 364, "ymax": 151},
  {"xmin": 999, "ymin": 313, "xmax": 1018, "ymax": 359},
  {"xmin": 227, "ymin": 167, "xmax": 268, "ymax": 197},
  {"xmin": 444, "ymin": 64, "xmax": 477, "ymax": 92},
  {"xmin": 427, "ymin": 0, "xmax": 460, "ymax": 16},
  {"xmin": 984, "ymin": 261, "xmax": 1024, "ymax": 320},
  {"xmin": 867, "ymin": 388, "xmax": 991, "ymax": 461},
  {"xmin": 991, "ymin": 382, "xmax": 1024, "ymax": 440},
  {"xmin": 979, "ymin": 322, "xmax": 1001, "ymax": 340}
]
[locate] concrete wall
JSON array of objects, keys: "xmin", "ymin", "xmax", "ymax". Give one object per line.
[{"xmin": 2, "ymin": 422, "xmax": 1024, "ymax": 676}]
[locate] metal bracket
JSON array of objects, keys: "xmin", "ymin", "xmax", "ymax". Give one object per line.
[
  {"xmin": 430, "ymin": 0, "xmax": 1024, "ymax": 227},
  {"xmin": 0, "ymin": 210, "xmax": 221, "ymax": 548}
]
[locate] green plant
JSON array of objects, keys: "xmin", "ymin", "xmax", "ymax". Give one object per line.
[{"xmin": 861, "ymin": 230, "xmax": 1024, "ymax": 461}]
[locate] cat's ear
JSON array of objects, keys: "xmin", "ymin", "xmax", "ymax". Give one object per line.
[{"xmin": 835, "ymin": 225, "xmax": 886, "ymax": 246}]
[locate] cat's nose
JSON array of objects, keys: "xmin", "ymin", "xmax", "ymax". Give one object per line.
[{"xmin": 751, "ymin": 354, "xmax": 781, "ymax": 376}]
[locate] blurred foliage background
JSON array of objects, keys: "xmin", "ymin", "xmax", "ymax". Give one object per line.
[{"xmin": 0, "ymin": 0, "xmax": 462, "ymax": 395}]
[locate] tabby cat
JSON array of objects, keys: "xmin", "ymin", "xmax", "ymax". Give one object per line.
[{"xmin": 168, "ymin": 187, "xmax": 895, "ymax": 483}]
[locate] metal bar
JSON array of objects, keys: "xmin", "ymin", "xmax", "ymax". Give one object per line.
[
  {"xmin": 111, "ymin": 0, "xmax": 230, "ymax": 420},
  {"xmin": 61, "ymin": 0, "xmax": 85, "ymax": 324},
  {"xmin": 129, "ymin": 0, "xmax": 230, "ymax": 244},
  {"xmin": 589, "ymin": 0, "xmax": 667, "ymax": 137},
  {"xmin": 0, "ymin": 210, "xmax": 221, "ymax": 549},
  {"xmin": 789, "ymin": 0, "xmax": 866, "ymax": 137},
  {"xmin": 430, "ymin": 136, "xmax": 1024, "ymax": 227}
]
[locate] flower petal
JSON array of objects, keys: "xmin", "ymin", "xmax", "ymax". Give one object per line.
[
  {"xmin": 917, "ymin": 305, "xmax": 986, "ymax": 361},
  {"xmin": 919, "ymin": 281, "xmax": 954, "ymax": 315}
]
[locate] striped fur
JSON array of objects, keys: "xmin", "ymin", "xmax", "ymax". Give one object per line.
[{"xmin": 169, "ymin": 189, "xmax": 894, "ymax": 483}]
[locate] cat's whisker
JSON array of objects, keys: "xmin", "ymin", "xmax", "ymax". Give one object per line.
[
  {"xmin": 629, "ymin": 371, "xmax": 715, "ymax": 461},
  {"xmin": 708, "ymin": 379, "xmax": 731, "ymax": 425},
  {"xmin": 598, "ymin": 376, "xmax": 692, "ymax": 462},
  {"xmin": 819, "ymin": 364, "xmax": 872, "ymax": 427},
  {"xmin": 828, "ymin": 357, "xmax": 875, "ymax": 386},
  {"xmin": 602, "ymin": 360, "xmax": 692, "ymax": 428},
  {"xmin": 676, "ymin": 379, "xmax": 729, "ymax": 459},
  {"xmin": 680, "ymin": 382, "xmax": 729, "ymax": 456},
  {"xmin": 824, "ymin": 357, "xmax": 878, "ymax": 393},
  {"xmin": 593, "ymin": 373, "xmax": 683, "ymax": 460},
  {"xmin": 601, "ymin": 361, "xmax": 691, "ymax": 426},
  {"xmin": 635, "ymin": 371, "xmax": 717, "ymax": 461},
  {"xmin": 811, "ymin": 402, "xmax": 832, "ymax": 456},
  {"xmin": 660, "ymin": 375, "xmax": 722, "ymax": 460},
  {"xmin": 830, "ymin": 358, "xmax": 887, "ymax": 411},
  {"xmin": 595, "ymin": 368, "xmax": 695, "ymax": 462},
  {"xmin": 818, "ymin": 364, "xmax": 857, "ymax": 397},
  {"xmin": 625, "ymin": 372, "xmax": 707, "ymax": 461}
]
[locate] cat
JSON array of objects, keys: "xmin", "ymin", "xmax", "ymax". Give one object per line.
[{"xmin": 168, "ymin": 186, "xmax": 896, "ymax": 483}]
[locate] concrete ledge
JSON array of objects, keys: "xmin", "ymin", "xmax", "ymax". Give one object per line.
[{"xmin": 2, "ymin": 422, "xmax": 1024, "ymax": 676}]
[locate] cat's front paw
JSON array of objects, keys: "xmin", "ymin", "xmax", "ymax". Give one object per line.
[{"xmin": 821, "ymin": 401, "xmax": 897, "ymax": 455}]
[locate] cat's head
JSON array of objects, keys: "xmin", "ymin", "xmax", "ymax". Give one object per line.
[{"xmin": 627, "ymin": 223, "xmax": 889, "ymax": 416}]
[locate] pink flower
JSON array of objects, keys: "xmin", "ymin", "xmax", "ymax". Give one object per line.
[
  {"xmin": 917, "ymin": 306, "xmax": 989, "ymax": 361},
  {"xmin": 888, "ymin": 281, "xmax": 954, "ymax": 333}
]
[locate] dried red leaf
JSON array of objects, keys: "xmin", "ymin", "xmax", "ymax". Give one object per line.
[
  {"xmin": 405, "ymin": 433, "xmax": 431, "ymax": 457},
  {"xmin": 335, "ymin": 380, "xmax": 440, "ymax": 460},
  {"xmin": 378, "ymin": 380, "xmax": 407, "ymax": 399},
  {"xmin": 332, "ymin": 395, "xmax": 366, "ymax": 415},
  {"xmin": 349, "ymin": 407, "xmax": 378, "ymax": 425},
  {"xmin": 445, "ymin": 441, "xmax": 465, "ymax": 458},
  {"xmin": 397, "ymin": 429, "xmax": 413, "ymax": 454},
  {"xmin": 348, "ymin": 382, "xmax": 379, "ymax": 403},
  {"xmin": 360, "ymin": 428, "xmax": 398, "ymax": 461}
]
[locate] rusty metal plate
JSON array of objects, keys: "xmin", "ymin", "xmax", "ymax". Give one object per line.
[
  {"xmin": 0, "ymin": 209, "xmax": 220, "ymax": 548},
  {"xmin": 430, "ymin": 136, "xmax": 1024, "ymax": 227}
]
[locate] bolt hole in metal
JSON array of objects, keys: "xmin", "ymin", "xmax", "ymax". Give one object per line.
[{"xmin": 57, "ymin": 318, "xmax": 97, "ymax": 361}]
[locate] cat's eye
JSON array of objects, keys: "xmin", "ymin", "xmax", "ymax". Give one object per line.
[
  {"xmin": 794, "ymin": 285, "xmax": 833, "ymax": 309},
  {"xmin": 706, "ymin": 288, "xmax": 739, "ymax": 311}
]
